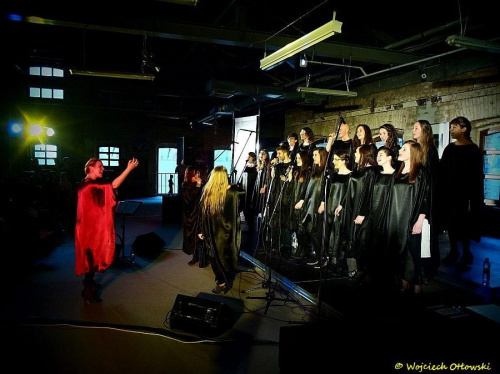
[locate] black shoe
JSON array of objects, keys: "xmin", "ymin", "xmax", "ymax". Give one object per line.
[{"xmin": 188, "ymin": 256, "xmax": 199, "ymax": 266}]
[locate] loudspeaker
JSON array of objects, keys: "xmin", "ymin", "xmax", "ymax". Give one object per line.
[
  {"xmin": 170, "ymin": 294, "xmax": 235, "ymax": 337},
  {"xmin": 132, "ymin": 232, "xmax": 165, "ymax": 257}
]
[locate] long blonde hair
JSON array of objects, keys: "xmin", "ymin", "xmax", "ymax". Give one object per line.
[{"xmin": 200, "ymin": 165, "xmax": 229, "ymax": 216}]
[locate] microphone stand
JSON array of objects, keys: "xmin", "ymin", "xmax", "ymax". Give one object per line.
[
  {"xmin": 246, "ymin": 163, "xmax": 292, "ymax": 315},
  {"xmin": 316, "ymin": 115, "xmax": 345, "ymax": 320},
  {"xmin": 230, "ymin": 130, "xmax": 253, "ymax": 184}
]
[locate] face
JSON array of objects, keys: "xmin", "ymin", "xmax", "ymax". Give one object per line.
[
  {"xmin": 356, "ymin": 126, "xmax": 365, "ymax": 141},
  {"xmin": 333, "ymin": 155, "xmax": 344, "ymax": 169},
  {"xmin": 191, "ymin": 171, "xmax": 200, "ymax": 182},
  {"xmin": 412, "ymin": 122, "xmax": 422, "ymax": 141},
  {"xmin": 277, "ymin": 150, "xmax": 285, "ymax": 161},
  {"xmin": 354, "ymin": 147, "xmax": 361, "ymax": 164},
  {"xmin": 260, "ymin": 151, "xmax": 268, "ymax": 160},
  {"xmin": 296, "ymin": 154, "xmax": 302, "ymax": 166},
  {"xmin": 89, "ymin": 161, "xmax": 104, "ymax": 179},
  {"xmin": 377, "ymin": 151, "xmax": 391, "ymax": 166},
  {"xmin": 449, "ymin": 123, "xmax": 464, "ymax": 139},
  {"xmin": 339, "ymin": 124, "xmax": 349, "ymax": 138},
  {"xmin": 248, "ymin": 155, "xmax": 255, "ymax": 163},
  {"xmin": 379, "ymin": 128, "xmax": 388, "ymax": 142},
  {"xmin": 288, "ymin": 137, "xmax": 297, "ymax": 146},
  {"xmin": 312, "ymin": 150, "xmax": 320, "ymax": 165},
  {"xmin": 398, "ymin": 143, "xmax": 411, "ymax": 162}
]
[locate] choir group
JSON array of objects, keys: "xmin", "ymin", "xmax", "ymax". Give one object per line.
[{"xmin": 241, "ymin": 116, "xmax": 484, "ymax": 297}]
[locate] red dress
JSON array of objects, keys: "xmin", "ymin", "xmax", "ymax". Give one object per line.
[{"xmin": 75, "ymin": 179, "xmax": 117, "ymax": 276}]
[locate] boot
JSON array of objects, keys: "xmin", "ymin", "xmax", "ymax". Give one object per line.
[
  {"xmin": 188, "ymin": 252, "xmax": 199, "ymax": 266},
  {"xmin": 81, "ymin": 285, "xmax": 102, "ymax": 303}
]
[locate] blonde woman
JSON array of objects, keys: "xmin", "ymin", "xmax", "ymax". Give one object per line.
[{"xmin": 198, "ymin": 166, "xmax": 245, "ymax": 294}]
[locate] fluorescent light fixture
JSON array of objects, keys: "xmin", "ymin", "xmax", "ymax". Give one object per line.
[
  {"xmin": 297, "ymin": 86, "xmax": 358, "ymax": 97},
  {"xmin": 260, "ymin": 14, "xmax": 342, "ymax": 70},
  {"xmin": 69, "ymin": 69, "xmax": 155, "ymax": 81},
  {"xmin": 446, "ymin": 35, "xmax": 500, "ymax": 53}
]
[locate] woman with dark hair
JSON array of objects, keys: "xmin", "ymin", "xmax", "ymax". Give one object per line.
[
  {"xmin": 378, "ymin": 123, "xmax": 401, "ymax": 162},
  {"xmin": 352, "ymin": 124, "xmax": 377, "ymax": 156},
  {"xmin": 241, "ymin": 151, "xmax": 258, "ymax": 223},
  {"xmin": 198, "ymin": 166, "xmax": 245, "ymax": 294},
  {"xmin": 298, "ymin": 127, "xmax": 317, "ymax": 156},
  {"xmin": 334, "ymin": 144, "xmax": 377, "ymax": 278},
  {"xmin": 181, "ymin": 165, "xmax": 204, "ymax": 266},
  {"xmin": 413, "ymin": 120, "xmax": 440, "ymax": 280},
  {"xmin": 287, "ymin": 132, "xmax": 299, "ymax": 164},
  {"xmin": 386, "ymin": 140, "xmax": 429, "ymax": 296},
  {"xmin": 293, "ymin": 147, "xmax": 327, "ymax": 262},
  {"xmin": 318, "ymin": 149, "xmax": 352, "ymax": 271},
  {"xmin": 439, "ymin": 116, "xmax": 484, "ymax": 270},
  {"xmin": 253, "ymin": 149, "xmax": 271, "ymax": 216},
  {"xmin": 289, "ymin": 150, "xmax": 312, "ymax": 258},
  {"xmin": 75, "ymin": 157, "xmax": 139, "ymax": 303}
]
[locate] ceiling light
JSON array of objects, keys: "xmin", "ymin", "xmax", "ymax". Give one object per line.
[
  {"xmin": 69, "ymin": 69, "xmax": 155, "ymax": 81},
  {"xmin": 260, "ymin": 14, "xmax": 342, "ymax": 70},
  {"xmin": 446, "ymin": 35, "xmax": 500, "ymax": 53},
  {"xmin": 296, "ymin": 86, "xmax": 357, "ymax": 97},
  {"xmin": 299, "ymin": 54, "xmax": 308, "ymax": 67}
]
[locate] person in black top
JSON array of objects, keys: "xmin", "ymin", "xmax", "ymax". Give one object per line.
[
  {"xmin": 326, "ymin": 122, "xmax": 355, "ymax": 171},
  {"xmin": 287, "ymin": 132, "xmax": 299, "ymax": 164},
  {"xmin": 298, "ymin": 127, "xmax": 316, "ymax": 156}
]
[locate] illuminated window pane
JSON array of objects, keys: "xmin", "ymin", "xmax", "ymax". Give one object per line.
[
  {"xmin": 110, "ymin": 147, "xmax": 119, "ymax": 153},
  {"xmin": 34, "ymin": 151, "xmax": 45, "ymax": 158},
  {"xmin": 485, "ymin": 132, "xmax": 500, "ymax": 150},
  {"xmin": 110, "ymin": 153, "xmax": 119, "ymax": 160},
  {"xmin": 38, "ymin": 159, "xmax": 47, "ymax": 165},
  {"xmin": 41, "ymin": 67, "xmax": 52, "ymax": 76},
  {"xmin": 46, "ymin": 151, "xmax": 57, "ymax": 158},
  {"xmin": 29, "ymin": 67, "xmax": 41, "ymax": 76},
  {"xmin": 101, "ymin": 160, "xmax": 109, "ymax": 166},
  {"xmin": 109, "ymin": 160, "xmax": 119, "ymax": 167},
  {"xmin": 30, "ymin": 87, "xmax": 41, "ymax": 97},
  {"xmin": 53, "ymin": 68, "xmax": 64, "ymax": 77},
  {"xmin": 99, "ymin": 147, "xmax": 109, "ymax": 152},
  {"xmin": 485, "ymin": 179, "xmax": 500, "ymax": 200},
  {"xmin": 46, "ymin": 159, "xmax": 56, "ymax": 166},
  {"xmin": 46, "ymin": 144, "xmax": 57, "ymax": 151},
  {"xmin": 41, "ymin": 88, "xmax": 52, "ymax": 98},
  {"xmin": 98, "ymin": 153, "xmax": 109, "ymax": 160},
  {"xmin": 34, "ymin": 144, "xmax": 46, "ymax": 151},
  {"xmin": 53, "ymin": 89, "xmax": 64, "ymax": 99}
]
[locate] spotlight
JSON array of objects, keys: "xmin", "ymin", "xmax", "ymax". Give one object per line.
[
  {"xmin": 46, "ymin": 127, "xmax": 55, "ymax": 137},
  {"xmin": 300, "ymin": 55, "xmax": 308, "ymax": 68}
]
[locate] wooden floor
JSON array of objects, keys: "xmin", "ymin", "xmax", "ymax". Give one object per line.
[{"xmin": 1, "ymin": 196, "xmax": 499, "ymax": 373}]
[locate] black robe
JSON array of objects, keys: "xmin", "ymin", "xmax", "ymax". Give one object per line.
[
  {"xmin": 199, "ymin": 185, "xmax": 245, "ymax": 282},
  {"xmin": 338, "ymin": 166, "xmax": 376, "ymax": 260},
  {"xmin": 252, "ymin": 163, "xmax": 270, "ymax": 216},
  {"xmin": 332, "ymin": 139, "xmax": 355, "ymax": 171},
  {"xmin": 181, "ymin": 181, "xmax": 203, "ymax": 256},
  {"xmin": 324, "ymin": 170, "xmax": 351, "ymax": 259},
  {"xmin": 438, "ymin": 143, "xmax": 483, "ymax": 241},
  {"xmin": 386, "ymin": 169, "xmax": 429, "ymax": 284},
  {"xmin": 240, "ymin": 163, "xmax": 257, "ymax": 216},
  {"xmin": 289, "ymin": 166, "xmax": 310, "ymax": 231}
]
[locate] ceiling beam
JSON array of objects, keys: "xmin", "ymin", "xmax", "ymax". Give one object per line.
[{"xmin": 16, "ymin": 14, "xmax": 422, "ymax": 65}]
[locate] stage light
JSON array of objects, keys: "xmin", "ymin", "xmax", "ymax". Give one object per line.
[
  {"xmin": 296, "ymin": 86, "xmax": 358, "ymax": 97},
  {"xmin": 260, "ymin": 14, "xmax": 342, "ymax": 70},
  {"xmin": 69, "ymin": 69, "xmax": 155, "ymax": 81},
  {"xmin": 9, "ymin": 122, "xmax": 23, "ymax": 135},
  {"xmin": 46, "ymin": 127, "xmax": 55, "ymax": 137},
  {"xmin": 29, "ymin": 124, "xmax": 43, "ymax": 136},
  {"xmin": 446, "ymin": 35, "xmax": 500, "ymax": 53},
  {"xmin": 300, "ymin": 54, "xmax": 308, "ymax": 67}
]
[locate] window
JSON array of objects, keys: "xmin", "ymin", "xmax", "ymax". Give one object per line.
[
  {"xmin": 29, "ymin": 66, "xmax": 64, "ymax": 100},
  {"xmin": 99, "ymin": 146, "xmax": 120, "ymax": 167},
  {"xmin": 481, "ymin": 127, "xmax": 500, "ymax": 206},
  {"xmin": 214, "ymin": 149, "xmax": 232, "ymax": 178},
  {"xmin": 33, "ymin": 144, "xmax": 57, "ymax": 166}
]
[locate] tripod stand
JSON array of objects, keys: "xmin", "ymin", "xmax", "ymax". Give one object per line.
[
  {"xmin": 115, "ymin": 200, "xmax": 142, "ymax": 266},
  {"xmin": 246, "ymin": 164, "xmax": 292, "ymax": 315}
]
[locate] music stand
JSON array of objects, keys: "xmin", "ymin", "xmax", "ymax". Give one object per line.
[{"xmin": 115, "ymin": 200, "xmax": 143, "ymax": 265}]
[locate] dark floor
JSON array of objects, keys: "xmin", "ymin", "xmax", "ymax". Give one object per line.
[{"xmin": 2, "ymin": 196, "xmax": 499, "ymax": 373}]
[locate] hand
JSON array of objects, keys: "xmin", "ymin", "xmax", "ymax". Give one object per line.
[
  {"xmin": 128, "ymin": 158, "xmax": 139, "ymax": 169},
  {"xmin": 318, "ymin": 201, "xmax": 325, "ymax": 214},
  {"xmin": 334, "ymin": 206, "xmax": 342, "ymax": 216},
  {"xmin": 354, "ymin": 215, "xmax": 365, "ymax": 225},
  {"xmin": 295, "ymin": 200, "xmax": 304, "ymax": 210},
  {"xmin": 198, "ymin": 233, "xmax": 204, "ymax": 240}
]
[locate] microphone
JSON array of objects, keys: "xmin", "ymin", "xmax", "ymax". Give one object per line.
[
  {"xmin": 339, "ymin": 116, "xmax": 346, "ymax": 124},
  {"xmin": 239, "ymin": 129, "xmax": 256, "ymax": 133}
]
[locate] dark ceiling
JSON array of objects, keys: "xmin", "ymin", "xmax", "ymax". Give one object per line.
[{"xmin": 2, "ymin": 0, "xmax": 498, "ymax": 125}]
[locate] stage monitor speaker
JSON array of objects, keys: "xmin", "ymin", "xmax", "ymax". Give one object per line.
[
  {"xmin": 132, "ymin": 232, "xmax": 165, "ymax": 257},
  {"xmin": 170, "ymin": 294, "xmax": 235, "ymax": 337}
]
